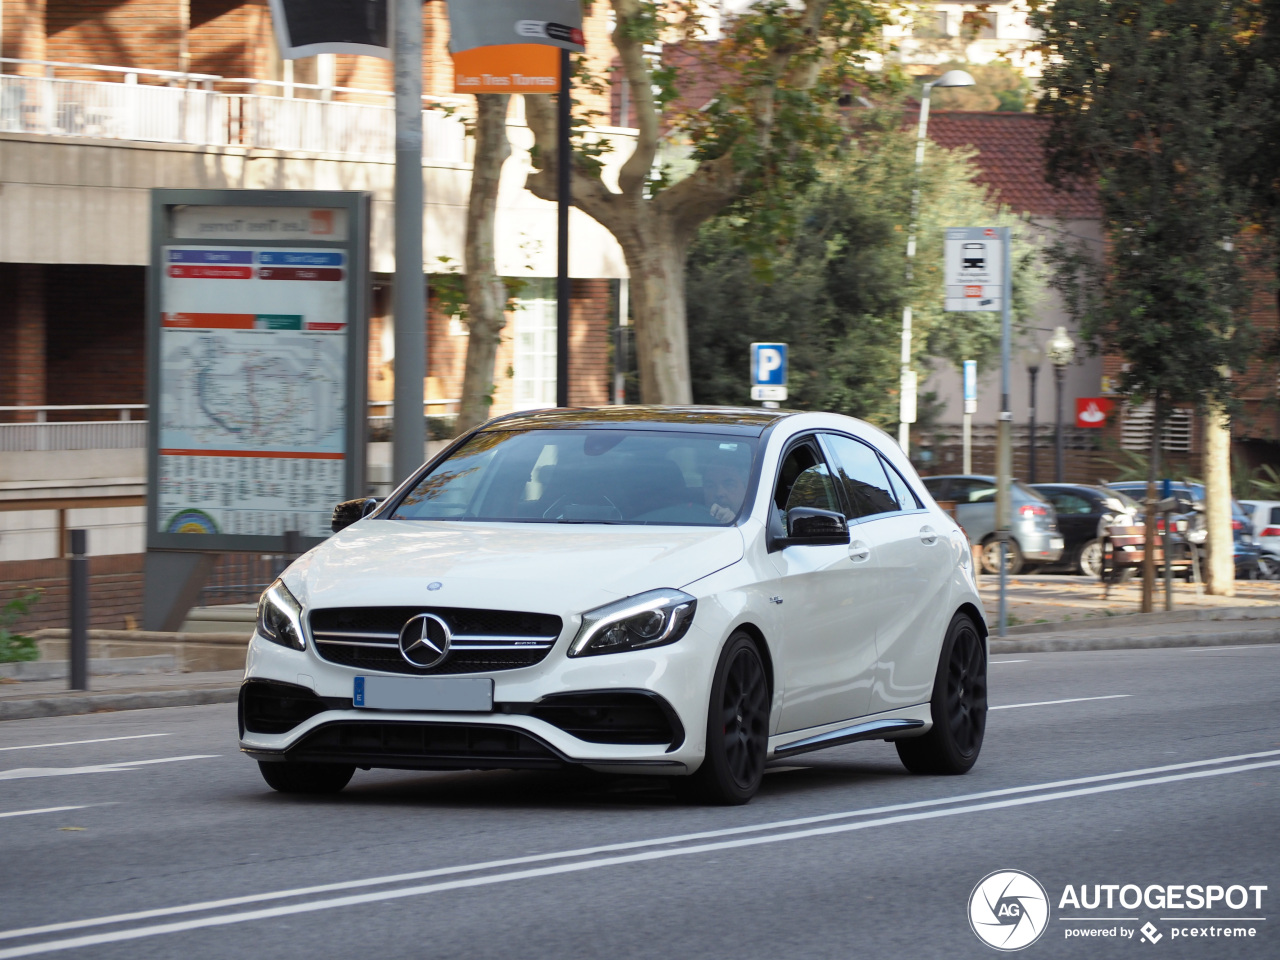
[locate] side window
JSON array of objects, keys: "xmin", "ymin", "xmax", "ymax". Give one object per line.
[
  {"xmin": 952, "ymin": 478, "xmax": 996, "ymax": 503},
  {"xmin": 774, "ymin": 442, "xmax": 822, "ymax": 510},
  {"xmin": 821, "ymin": 434, "xmax": 899, "ymax": 520},
  {"xmin": 1051, "ymin": 493, "xmax": 1091, "ymax": 516},
  {"xmin": 785, "ymin": 464, "xmax": 841, "ymax": 515},
  {"xmin": 922, "ymin": 477, "xmax": 949, "ymax": 501},
  {"xmin": 1270, "ymin": 507, "xmax": 1280, "ymax": 526},
  {"xmin": 882, "ymin": 458, "xmax": 922, "ymax": 509}
]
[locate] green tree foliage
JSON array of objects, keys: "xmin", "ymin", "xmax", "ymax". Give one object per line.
[
  {"xmin": 1, "ymin": 589, "xmax": 41, "ymax": 663},
  {"xmin": 1032, "ymin": 0, "xmax": 1254, "ymax": 429},
  {"xmin": 686, "ymin": 109, "xmax": 1040, "ymax": 423}
]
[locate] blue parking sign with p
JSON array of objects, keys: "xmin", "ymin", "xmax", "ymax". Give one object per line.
[{"xmin": 752, "ymin": 343, "xmax": 787, "ymax": 385}]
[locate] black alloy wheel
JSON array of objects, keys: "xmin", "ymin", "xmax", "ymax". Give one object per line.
[
  {"xmin": 258, "ymin": 760, "xmax": 355, "ymax": 794},
  {"xmin": 680, "ymin": 633, "xmax": 770, "ymax": 804},
  {"xmin": 896, "ymin": 612, "xmax": 987, "ymax": 775}
]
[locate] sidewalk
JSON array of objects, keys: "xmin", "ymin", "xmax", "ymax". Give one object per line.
[{"xmin": 2, "ymin": 603, "xmax": 1278, "ymax": 721}]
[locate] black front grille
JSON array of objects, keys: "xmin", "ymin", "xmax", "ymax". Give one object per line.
[
  {"xmin": 288, "ymin": 721, "xmax": 564, "ymax": 770},
  {"xmin": 522, "ymin": 692, "xmax": 682, "ymax": 746},
  {"xmin": 240, "ymin": 680, "xmax": 333, "ymax": 736},
  {"xmin": 309, "ymin": 606, "xmax": 563, "ymax": 676}
]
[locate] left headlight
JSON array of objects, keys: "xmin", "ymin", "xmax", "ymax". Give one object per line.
[
  {"xmin": 569, "ymin": 588, "xmax": 697, "ymax": 658},
  {"xmin": 256, "ymin": 579, "xmax": 306, "ymax": 651}
]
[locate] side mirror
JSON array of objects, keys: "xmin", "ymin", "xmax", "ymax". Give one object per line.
[
  {"xmin": 784, "ymin": 507, "xmax": 850, "ymax": 546},
  {"xmin": 331, "ymin": 497, "xmax": 382, "ymax": 533}
]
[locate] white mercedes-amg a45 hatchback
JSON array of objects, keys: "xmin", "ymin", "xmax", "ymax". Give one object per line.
[{"xmin": 240, "ymin": 407, "xmax": 988, "ymax": 804}]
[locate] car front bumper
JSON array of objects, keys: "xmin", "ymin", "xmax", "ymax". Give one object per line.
[{"xmin": 238, "ymin": 623, "xmax": 721, "ymax": 775}]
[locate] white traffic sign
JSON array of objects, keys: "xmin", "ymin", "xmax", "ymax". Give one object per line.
[{"xmin": 945, "ymin": 227, "xmax": 1004, "ymax": 312}]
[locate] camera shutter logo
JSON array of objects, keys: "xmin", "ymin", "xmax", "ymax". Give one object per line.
[
  {"xmin": 398, "ymin": 613, "xmax": 452, "ymax": 668},
  {"xmin": 969, "ymin": 870, "xmax": 1050, "ymax": 951}
]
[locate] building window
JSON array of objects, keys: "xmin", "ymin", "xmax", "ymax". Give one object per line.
[
  {"xmin": 512, "ymin": 279, "xmax": 558, "ymax": 410},
  {"xmin": 1121, "ymin": 403, "xmax": 1193, "ymax": 453}
]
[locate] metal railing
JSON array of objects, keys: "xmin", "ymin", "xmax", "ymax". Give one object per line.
[
  {"xmin": 0, "ymin": 58, "xmax": 471, "ymax": 162},
  {"xmin": 0, "ymin": 405, "xmax": 149, "ymax": 452}
]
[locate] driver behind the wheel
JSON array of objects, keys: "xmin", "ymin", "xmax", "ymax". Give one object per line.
[{"xmin": 702, "ymin": 447, "xmax": 750, "ymax": 523}]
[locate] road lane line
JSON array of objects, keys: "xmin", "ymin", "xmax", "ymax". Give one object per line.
[
  {"xmin": 991, "ymin": 659, "xmax": 1028, "ymax": 664},
  {"xmin": 0, "ymin": 756, "xmax": 217, "ymax": 782},
  {"xmin": 2, "ymin": 758, "xmax": 1277, "ymax": 958},
  {"xmin": 0, "ymin": 806, "xmax": 90, "ymax": 821},
  {"xmin": 2, "ymin": 747, "xmax": 1278, "ymax": 944},
  {"xmin": 991, "ymin": 694, "xmax": 1131, "ymax": 710},
  {"xmin": 0, "ymin": 735, "xmax": 170, "ymax": 753}
]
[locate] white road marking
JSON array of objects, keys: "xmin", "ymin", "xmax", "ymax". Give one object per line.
[
  {"xmin": 991, "ymin": 694, "xmax": 1131, "ymax": 711},
  {"xmin": 0, "ymin": 735, "xmax": 170, "ymax": 754},
  {"xmin": 0, "ymin": 756, "xmax": 217, "ymax": 782},
  {"xmin": 990, "ymin": 659, "xmax": 1029, "ymax": 664},
  {"xmin": 2, "ymin": 748, "xmax": 1278, "ymax": 945},
  {"xmin": 0, "ymin": 806, "xmax": 90, "ymax": 821},
  {"xmin": 2, "ymin": 758, "xmax": 1277, "ymax": 958}
]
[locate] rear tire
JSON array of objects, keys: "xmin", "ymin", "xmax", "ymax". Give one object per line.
[
  {"xmin": 258, "ymin": 760, "xmax": 354, "ymax": 794},
  {"xmin": 981, "ymin": 537, "xmax": 1024, "ymax": 576},
  {"xmin": 896, "ymin": 612, "xmax": 986, "ymax": 775},
  {"xmin": 679, "ymin": 633, "xmax": 770, "ymax": 805},
  {"xmin": 1078, "ymin": 539, "xmax": 1103, "ymax": 578}
]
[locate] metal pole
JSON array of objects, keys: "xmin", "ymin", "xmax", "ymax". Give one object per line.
[
  {"xmin": 555, "ymin": 47, "xmax": 571, "ymax": 408},
  {"xmin": 996, "ymin": 227, "xmax": 1013, "ymax": 638},
  {"xmin": 1027, "ymin": 365, "xmax": 1039, "ymax": 484},
  {"xmin": 69, "ymin": 529, "xmax": 88, "ymax": 691},
  {"xmin": 899, "ymin": 83, "xmax": 933, "ymax": 455},
  {"xmin": 1054, "ymin": 365, "xmax": 1065, "ymax": 482},
  {"xmin": 962, "ymin": 411, "xmax": 972, "ymax": 474},
  {"xmin": 614, "ymin": 278, "xmax": 629, "ymax": 404},
  {"xmin": 391, "ymin": 0, "xmax": 425, "ymax": 486}
]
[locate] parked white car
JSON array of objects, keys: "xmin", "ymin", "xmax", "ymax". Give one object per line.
[{"xmin": 240, "ymin": 407, "xmax": 988, "ymax": 804}]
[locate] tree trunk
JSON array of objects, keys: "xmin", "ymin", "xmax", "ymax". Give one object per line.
[
  {"xmin": 1141, "ymin": 394, "xmax": 1163, "ymax": 613},
  {"xmin": 455, "ymin": 94, "xmax": 512, "ymax": 435},
  {"xmin": 621, "ymin": 225, "xmax": 694, "ymax": 404},
  {"xmin": 1202, "ymin": 401, "xmax": 1235, "ymax": 596}
]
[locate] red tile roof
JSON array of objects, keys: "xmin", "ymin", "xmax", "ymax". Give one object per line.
[{"xmin": 926, "ymin": 111, "xmax": 1101, "ymax": 219}]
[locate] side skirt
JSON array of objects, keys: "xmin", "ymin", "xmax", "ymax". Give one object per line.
[{"xmin": 771, "ymin": 718, "xmax": 925, "ymax": 759}]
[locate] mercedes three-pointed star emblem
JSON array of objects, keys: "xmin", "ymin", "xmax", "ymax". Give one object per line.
[{"xmin": 397, "ymin": 613, "xmax": 452, "ymax": 668}]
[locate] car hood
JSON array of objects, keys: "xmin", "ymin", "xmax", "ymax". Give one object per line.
[{"xmin": 285, "ymin": 519, "xmax": 745, "ymax": 615}]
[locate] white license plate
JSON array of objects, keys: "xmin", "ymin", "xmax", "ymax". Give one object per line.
[
  {"xmin": 353, "ymin": 676, "xmax": 493, "ymax": 712},
  {"xmin": 1050, "ymin": 538, "xmax": 1065, "ymax": 549}
]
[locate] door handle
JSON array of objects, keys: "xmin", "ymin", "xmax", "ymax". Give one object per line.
[
  {"xmin": 919, "ymin": 526, "xmax": 938, "ymax": 545},
  {"xmin": 849, "ymin": 540, "xmax": 870, "ymax": 562}
]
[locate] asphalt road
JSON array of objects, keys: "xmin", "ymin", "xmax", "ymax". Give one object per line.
[{"xmin": 1, "ymin": 644, "xmax": 1277, "ymax": 960}]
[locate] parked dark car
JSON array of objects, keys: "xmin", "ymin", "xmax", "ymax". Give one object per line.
[
  {"xmin": 1030, "ymin": 484, "xmax": 1140, "ymax": 577},
  {"xmin": 1106, "ymin": 481, "xmax": 1261, "ymax": 579}
]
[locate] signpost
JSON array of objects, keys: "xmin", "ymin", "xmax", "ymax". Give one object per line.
[
  {"xmin": 963, "ymin": 359, "xmax": 977, "ymax": 473},
  {"xmin": 946, "ymin": 227, "xmax": 1011, "ymax": 636},
  {"xmin": 144, "ymin": 189, "xmax": 370, "ymax": 630},
  {"xmin": 750, "ymin": 343, "xmax": 788, "ymax": 406}
]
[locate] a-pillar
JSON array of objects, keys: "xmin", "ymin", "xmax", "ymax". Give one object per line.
[
  {"xmin": 1, "ymin": 264, "xmax": 48, "ymax": 419},
  {"xmin": 1, "ymin": 0, "xmax": 48, "ymax": 75}
]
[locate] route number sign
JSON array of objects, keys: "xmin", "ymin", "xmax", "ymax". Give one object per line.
[{"xmin": 147, "ymin": 191, "xmax": 370, "ymax": 551}]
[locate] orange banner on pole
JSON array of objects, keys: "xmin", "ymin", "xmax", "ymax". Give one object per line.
[{"xmin": 453, "ymin": 44, "xmax": 560, "ymax": 94}]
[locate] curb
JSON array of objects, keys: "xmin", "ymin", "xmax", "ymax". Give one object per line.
[
  {"xmin": 991, "ymin": 626, "xmax": 1280, "ymax": 654},
  {"xmin": 0, "ymin": 686, "xmax": 239, "ymax": 722},
  {"xmin": 1001, "ymin": 605, "xmax": 1280, "ymax": 636}
]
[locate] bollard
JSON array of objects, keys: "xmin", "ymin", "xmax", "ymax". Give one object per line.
[{"xmin": 69, "ymin": 529, "xmax": 88, "ymax": 691}]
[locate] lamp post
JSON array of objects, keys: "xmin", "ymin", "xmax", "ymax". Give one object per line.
[
  {"xmin": 899, "ymin": 69, "xmax": 975, "ymax": 455},
  {"xmin": 1045, "ymin": 326, "xmax": 1076, "ymax": 482},
  {"xmin": 1022, "ymin": 345, "xmax": 1043, "ymax": 483}
]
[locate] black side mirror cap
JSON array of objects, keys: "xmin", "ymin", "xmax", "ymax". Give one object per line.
[
  {"xmin": 332, "ymin": 497, "xmax": 382, "ymax": 533},
  {"xmin": 771, "ymin": 507, "xmax": 851, "ymax": 549}
]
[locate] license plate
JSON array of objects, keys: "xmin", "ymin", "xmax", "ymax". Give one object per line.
[
  {"xmin": 353, "ymin": 676, "xmax": 493, "ymax": 712},
  {"xmin": 1050, "ymin": 538, "xmax": 1065, "ymax": 549}
]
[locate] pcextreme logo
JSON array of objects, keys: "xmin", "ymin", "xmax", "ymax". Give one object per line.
[{"xmin": 969, "ymin": 870, "xmax": 1051, "ymax": 951}]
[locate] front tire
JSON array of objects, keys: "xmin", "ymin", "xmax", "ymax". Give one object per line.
[
  {"xmin": 896, "ymin": 612, "xmax": 986, "ymax": 775},
  {"xmin": 681, "ymin": 633, "xmax": 770, "ymax": 805},
  {"xmin": 258, "ymin": 760, "xmax": 355, "ymax": 794}
]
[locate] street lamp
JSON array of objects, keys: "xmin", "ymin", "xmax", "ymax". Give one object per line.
[
  {"xmin": 1021, "ymin": 344, "xmax": 1044, "ymax": 483},
  {"xmin": 1045, "ymin": 325, "xmax": 1076, "ymax": 482},
  {"xmin": 899, "ymin": 69, "xmax": 975, "ymax": 455}
]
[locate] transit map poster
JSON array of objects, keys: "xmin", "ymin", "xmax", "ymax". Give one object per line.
[{"xmin": 148, "ymin": 192, "xmax": 369, "ymax": 551}]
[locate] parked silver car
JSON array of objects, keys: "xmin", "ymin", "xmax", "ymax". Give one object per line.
[{"xmin": 922, "ymin": 475, "xmax": 1064, "ymax": 574}]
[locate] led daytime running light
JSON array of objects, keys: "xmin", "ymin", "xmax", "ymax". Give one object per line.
[
  {"xmin": 256, "ymin": 579, "xmax": 306, "ymax": 651},
  {"xmin": 569, "ymin": 588, "xmax": 697, "ymax": 658}
]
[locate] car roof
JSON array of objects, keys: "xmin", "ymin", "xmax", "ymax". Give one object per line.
[{"xmin": 478, "ymin": 405, "xmax": 791, "ymax": 437}]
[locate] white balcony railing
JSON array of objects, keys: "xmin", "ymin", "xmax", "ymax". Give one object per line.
[{"xmin": 0, "ymin": 58, "xmax": 470, "ymax": 163}]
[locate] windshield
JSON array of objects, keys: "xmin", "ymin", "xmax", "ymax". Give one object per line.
[{"xmin": 391, "ymin": 429, "xmax": 758, "ymax": 525}]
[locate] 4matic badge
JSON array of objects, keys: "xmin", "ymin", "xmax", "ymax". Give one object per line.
[{"xmin": 970, "ymin": 870, "xmax": 1051, "ymax": 951}]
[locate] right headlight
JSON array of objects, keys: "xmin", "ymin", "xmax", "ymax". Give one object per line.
[
  {"xmin": 568, "ymin": 588, "xmax": 697, "ymax": 658},
  {"xmin": 256, "ymin": 579, "xmax": 306, "ymax": 651}
]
